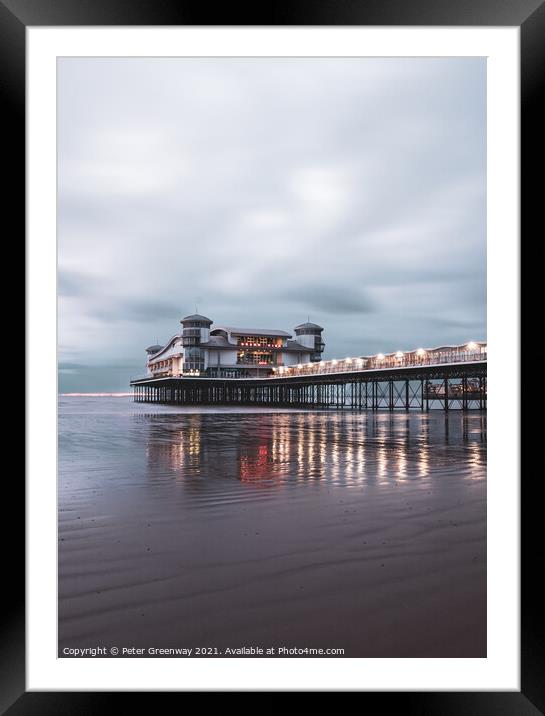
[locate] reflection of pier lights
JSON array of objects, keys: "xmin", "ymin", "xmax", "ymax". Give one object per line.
[
  {"xmin": 238, "ymin": 417, "xmax": 278, "ymax": 485},
  {"xmin": 173, "ymin": 418, "xmax": 203, "ymax": 471},
  {"xmin": 418, "ymin": 415, "xmax": 430, "ymax": 477},
  {"xmin": 395, "ymin": 415, "xmax": 410, "ymax": 480},
  {"xmin": 140, "ymin": 414, "xmax": 204, "ymax": 475},
  {"xmin": 271, "ymin": 415, "xmax": 291, "ymax": 463},
  {"xmin": 468, "ymin": 436, "xmax": 486, "ymax": 472},
  {"xmin": 239, "ymin": 444, "xmax": 270, "ymax": 483}
]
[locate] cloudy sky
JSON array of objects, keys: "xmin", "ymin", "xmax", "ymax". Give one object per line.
[{"xmin": 58, "ymin": 57, "xmax": 486, "ymax": 392}]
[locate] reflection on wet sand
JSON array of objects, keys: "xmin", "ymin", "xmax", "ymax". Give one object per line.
[{"xmin": 141, "ymin": 411, "xmax": 486, "ymax": 489}]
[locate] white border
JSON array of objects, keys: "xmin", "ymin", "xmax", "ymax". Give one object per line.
[{"xmin": 27, "ymin": 26, "xmax": 520, "ymax": 691}]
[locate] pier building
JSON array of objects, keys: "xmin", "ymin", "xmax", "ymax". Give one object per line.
[{"xmin": 144, "ymin": 314, "xmax": 325, "ymax": 379}]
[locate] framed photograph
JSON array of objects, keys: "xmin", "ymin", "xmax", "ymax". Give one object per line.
[{"xmin": 8, "ymin": 0, "xmax": 538, "ymax": 707}]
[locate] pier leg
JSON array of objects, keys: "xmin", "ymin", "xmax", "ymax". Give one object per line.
[{"xmin": 425, "ymin": 380, "xmax": 429, "ymax": 411}]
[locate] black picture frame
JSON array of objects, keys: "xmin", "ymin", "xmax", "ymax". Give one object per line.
[{"xmin": 8, "ymin": 0, "xmax": 539, "ymax": 709}]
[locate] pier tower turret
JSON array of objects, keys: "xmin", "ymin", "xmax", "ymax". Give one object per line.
[
  {"xmin": 294, "ymin": 321, "xmax": 325, "ymax": 362},
  {"xmin": 180, "ymin": 313, "xmax": 213, "ymax": 372}
]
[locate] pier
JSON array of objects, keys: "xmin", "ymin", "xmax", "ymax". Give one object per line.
[{"xmin": 131, "ymin": 344, "xmax": 487, "ymax": 411}]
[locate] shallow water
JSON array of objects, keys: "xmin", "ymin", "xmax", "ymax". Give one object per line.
[{"xmin": 58, "ymin": 396, "xmax": 486, "ymax": 657}]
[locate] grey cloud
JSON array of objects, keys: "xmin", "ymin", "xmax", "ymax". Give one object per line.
[
  {"xmin": 423, "ymin": 316, "xmax": 485, "ymax": 330},
  {"xmin": 58, "ymin": 270, "xmax": 105, "ymax": 297},
  {"xmin": 58, "ymin": 57, "xmax": 486, "ymax": 392},
  {"xmin": 91, "ymin": 299, "xmax": 183, "ymax": 323},
  {"xmin": 282, "ymin": 285, "xmax": 377, "ymax": 316}
]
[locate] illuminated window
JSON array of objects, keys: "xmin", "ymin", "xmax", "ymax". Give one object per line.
[
  {"xmin": 237, "ymin": 351, "xmax": 274, "ymax": 365},
  {"xmin": 236, "ymin": 335, "xmax": 284, "ymax": 348}
]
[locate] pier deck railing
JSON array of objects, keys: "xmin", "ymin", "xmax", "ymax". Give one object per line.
[{"xmin": 273, "ymin": 349, "xmax": 486, "ymax": 379}]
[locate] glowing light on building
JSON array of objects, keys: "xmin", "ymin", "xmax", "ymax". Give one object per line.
[
  {"xmin": 416, "ymin": 348, "xmax": 426, "ymax": 356},
  {"xmin": 467, "ymin": 341, "xmax": 478, "ymax": 351},
  {"xmin": 395, "ymin": 351, "xmax": 404, "ymax": 359},
  {"xmin": 377, "ymin": 353, "xmax": 385, "ymax": 360}
]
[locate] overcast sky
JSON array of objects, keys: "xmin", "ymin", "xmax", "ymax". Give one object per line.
[{"xmin": 58, "ymin": 57, "xmax": 486, "ymax": 392}]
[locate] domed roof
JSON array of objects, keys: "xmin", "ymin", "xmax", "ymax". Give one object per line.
[
  {"xmin": 294, "ymin": 321, "xmax": 323, "ymax": 331},
  {"xmin": 180, "ymin": 313, "xmax": 213, "ymax": 324},
  {"xmin": 145, "ymin": 344, "xmax": 164, "ymax": 353}
]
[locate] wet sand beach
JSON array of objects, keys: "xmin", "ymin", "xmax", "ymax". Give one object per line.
[{"xmin": 58, "ymin": 397, "xmax": 486, "ymax": 657}]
